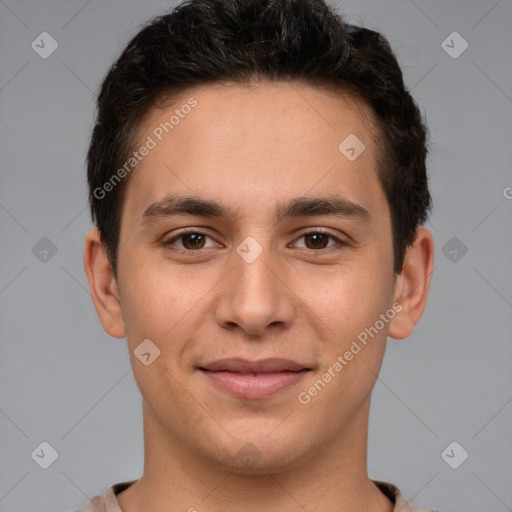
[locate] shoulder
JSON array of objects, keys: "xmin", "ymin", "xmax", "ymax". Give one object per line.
[
  {"xmin": 74, "ymin": 480, "xmax": 137, "ymax": 512},
  {"xmin": 371, "ymin": 479, "xmax": 440, "ymax": 512},
  {"xmin": 73, "ymin": 494, "xmax": 107, "ymax": 512}
]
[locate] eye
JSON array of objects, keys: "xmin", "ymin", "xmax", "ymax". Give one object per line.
[
  {"xmin": 162, "ymin": 230, "xmax": 220, "ymax": 252},
  {"xmin": 291, "ymin": 230, "xmax": 346, "ymax": 253},
  {"xmin": 162, "ymin": 228, "xmax": 346, "ymax": 255}
]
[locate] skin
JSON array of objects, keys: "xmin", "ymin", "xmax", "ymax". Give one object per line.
[{"xmin": 84, "ymin": 81, "xmax": 434, "ymax": 512}]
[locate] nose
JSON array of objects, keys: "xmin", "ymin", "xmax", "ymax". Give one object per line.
[{"xmin": 214, "ymin": 241, "xmax": 296, "ymax": 338}]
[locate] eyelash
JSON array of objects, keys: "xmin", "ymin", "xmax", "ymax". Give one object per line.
[{"xmin": 161, "ymin": 228, "xmax": 346, "ymax": 256}]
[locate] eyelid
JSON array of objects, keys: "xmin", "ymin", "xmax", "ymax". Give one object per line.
[{"xmin": 293, "ymin": 227, "xmax": 345, "ymax": 241}]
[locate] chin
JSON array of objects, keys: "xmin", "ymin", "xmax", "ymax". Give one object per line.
[{"xmin": 206, "ymin": 427, "xmax": 311, "ymax": 475}]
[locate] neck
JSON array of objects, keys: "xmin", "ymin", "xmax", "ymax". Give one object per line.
[{"xmin": 116, "ymin": 398, "xmax": 394, "ymax": 512}]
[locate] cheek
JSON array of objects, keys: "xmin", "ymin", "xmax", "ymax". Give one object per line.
[
  {"xmin": 119, "ymin": 261, "xmax": 183, "ymax": 337},
  {"xmin": 119, "ymin": 265, "xmax": 208, "ymax": 385},
  {"xmin": 298, "ymin": 262, "xmax": 392, "ymax": 397},
  {"xmin": 298, "ymin": 262, "xmax": 389, "ymax": 336},
  {"xmin": 131, "ymin": 355, "xmax": 197, "ymax": 434}
]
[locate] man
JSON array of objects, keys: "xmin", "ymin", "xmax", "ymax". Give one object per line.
[{"xmin": 81, "ymin": 0, "xmax": 436, "ymax": 511}]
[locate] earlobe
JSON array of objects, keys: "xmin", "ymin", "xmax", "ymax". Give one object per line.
[
  {"xmin": 388, "ymin": 227, "xmax": 435, "ymax": 340},
  {"xmin": 83, "ymin": 228, "xmax": 126, "ymax": 338}
]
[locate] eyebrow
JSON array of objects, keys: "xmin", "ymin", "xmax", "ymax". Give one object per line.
[{"xmin": 139, "ymin": 193, "xmax": 371, "ymax": 228}]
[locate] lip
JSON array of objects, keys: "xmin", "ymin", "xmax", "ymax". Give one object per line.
[
  {"xmin": 200, "ymin": 357, "xmax": 309, "ymax": 373},
  {"xmin": 199, "ymin": 358, "xmax": 312, "ymax": 399}
]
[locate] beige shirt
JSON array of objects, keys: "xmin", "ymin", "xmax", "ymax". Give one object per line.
[{"xmin": 76, "ymin": 479, "xmax": 439, "ymax": 512}]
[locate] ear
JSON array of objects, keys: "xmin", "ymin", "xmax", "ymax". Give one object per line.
[
  {"xmin": 83, "ymin": 228, "xmax": 126, "ymax": 338},
  {"xmin": 388, "ymin": 227, "xmax": 435, "ymax": 340}
]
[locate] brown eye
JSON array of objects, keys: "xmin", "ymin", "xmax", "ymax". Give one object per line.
[
  {"xmin": 163, "ymin": 230, "xmax": 218, "ymax": 252},
  {"xmin": 181, "ymin": 233, "xmax": 206, "ymax": 250},
  {"xmin": 303, "ymin": 232, "xmax": 330, "ymax": 250},
  {"xmin": 291, "ymin": 230, "xmax": 346, "ymax": 255}
]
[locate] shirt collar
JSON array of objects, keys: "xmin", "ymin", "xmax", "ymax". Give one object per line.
[{"xmin": 100, "ymin": 478, "xmax": 436, "ymax": 512}]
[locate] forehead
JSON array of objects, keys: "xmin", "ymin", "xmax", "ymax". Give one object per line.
[{"xmin": 123, "ymin": 81, "xmax": 386, "ymax": 224}]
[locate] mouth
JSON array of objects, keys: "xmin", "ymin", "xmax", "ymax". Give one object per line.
[{"xmin": 198, "ymin": 358, "xmax": 312, "ymax": 399}]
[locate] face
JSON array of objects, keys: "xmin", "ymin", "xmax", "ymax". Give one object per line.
[{"xmin": 87, "ymin": 82, "xmax": 426, "ymax": 473}]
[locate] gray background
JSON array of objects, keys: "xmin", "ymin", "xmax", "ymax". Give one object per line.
[{"xmin": 0, "ymin": 1, "xmax": 511, "ymax": 511}]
